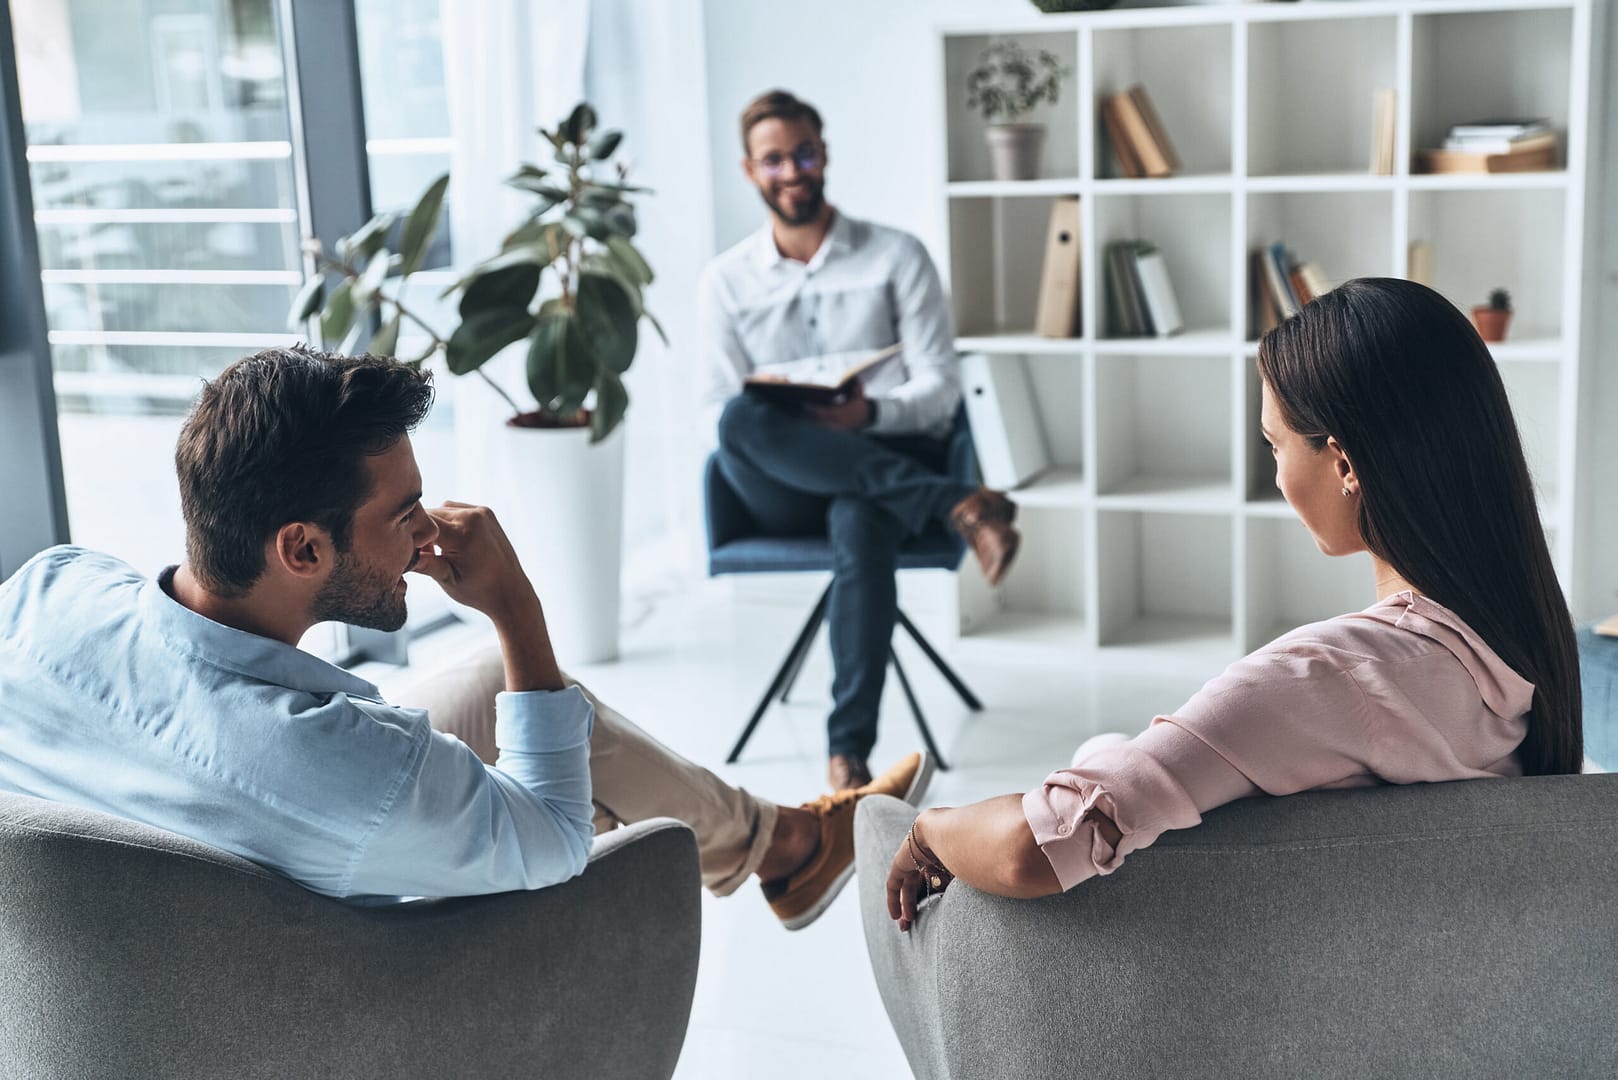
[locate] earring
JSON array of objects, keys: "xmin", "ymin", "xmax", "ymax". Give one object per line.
[{"xmin": 1341, "ymin": 487, "xmax": 1353, "ymax": 497}]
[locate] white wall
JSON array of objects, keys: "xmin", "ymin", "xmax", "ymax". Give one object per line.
[{"xmin": 696, "ymin": 0, "xmax": 1618, "ymax": 620}]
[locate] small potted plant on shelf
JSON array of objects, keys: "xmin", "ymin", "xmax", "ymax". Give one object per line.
[
  {"xmin": 290, "ymin": 102, "xmax": 661, "ymax": 662},
  {"xmin": 965, "ymin": 40, "xmax": 1072, "ymax": 181},
  {"xmin": 1472, "ymin": 287, "xmax": 1513, "ymax": 343}
]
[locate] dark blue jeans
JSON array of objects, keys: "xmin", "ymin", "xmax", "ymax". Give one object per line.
[{"xmin": 716, "ymin": 395, "xmax": 974, "ymax": 760}]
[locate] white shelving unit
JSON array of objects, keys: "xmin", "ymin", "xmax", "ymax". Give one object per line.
[{"xmin": 934, "ymin": 0, "xmax": 1595, "ymax": 663}]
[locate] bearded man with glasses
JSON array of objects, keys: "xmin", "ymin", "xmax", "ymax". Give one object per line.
[{"xmin": 698, "ymin": 89, "xmax": 1021, "ymax": 791}]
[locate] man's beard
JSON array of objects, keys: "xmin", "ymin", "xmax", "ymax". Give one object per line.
[
  {"xmin": 311, "ymin": 548, "xmax": 414, "ymax": 632},
  {"xmin": 762, "ymin": 177, "xmax": 824, "ymax": 226}
]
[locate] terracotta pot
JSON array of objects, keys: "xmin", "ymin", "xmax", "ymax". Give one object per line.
[
  {"xmin": 985, "ymin": 124, "xmax": 1045, "ymax": 181},
  {"xmin": 1471, "ymin": 306, "xmax": 1512, "ymax": 343}
]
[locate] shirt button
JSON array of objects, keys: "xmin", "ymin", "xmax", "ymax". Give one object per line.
[{"xmin": 1056, "ymin": 823, "xmax": 1072, "ymax": 836}]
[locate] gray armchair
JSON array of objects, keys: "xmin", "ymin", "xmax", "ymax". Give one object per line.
[
  {"xmin": 856, "ymin": 776, "xmax": 1618, "ymax": 1079},
  {"xmin": 0, "ymin": 792, "xmax": 701, "ymax": 1080}
]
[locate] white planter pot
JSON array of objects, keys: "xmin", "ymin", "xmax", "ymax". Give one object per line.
[
  {"xmin": 985, "ymin": 123, "xmax": 1046, "ymax": 181},
  {"xmin": 481, "ymin": 422, "xmax": 626, "ymax": 665}
]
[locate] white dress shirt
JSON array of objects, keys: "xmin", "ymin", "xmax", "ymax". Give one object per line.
[{"xmin": 697, "ymin": 210, "xmax": 959, "ymax": 440}]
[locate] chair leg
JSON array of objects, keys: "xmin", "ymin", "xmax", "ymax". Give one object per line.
[
  {"xmin": 896, "ymin": 609, "xmax": 983, "ymax": 713},
  {"xmin": 727, "ymin": 585, "xmax": 833, "ymax": 764},
  {"xmin": 779, "ymin": 597, "xmax": 829, "ymax": 704},
  {"xmin": 889, "ymin": 646, "xmax": 950, "ymax": 772}
]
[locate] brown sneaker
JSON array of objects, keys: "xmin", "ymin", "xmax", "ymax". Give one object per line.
[
  {"xmin": 828, "ymin": 753, "xmax": 872, "ymax": 791},
  {"xmin": 949, "ymin": 488, "xmax": 1021, "ymax": 587},
  {"xmin": 765, "ymin": 752, "xmax": 934, "ymax": 930}
]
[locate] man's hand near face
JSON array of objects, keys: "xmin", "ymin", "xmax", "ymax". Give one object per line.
[
  {"xmin": 411, "ymin": 502, "xmax": 564, "ymax": 693},
  {"xmin": 803, "ymin": 380, "xmax": 873, "ymax": 432}
]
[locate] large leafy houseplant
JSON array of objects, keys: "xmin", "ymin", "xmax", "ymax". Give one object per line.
[{"xmin": 290, "ymin": 103, "xmax": 661, "ymax": 443}]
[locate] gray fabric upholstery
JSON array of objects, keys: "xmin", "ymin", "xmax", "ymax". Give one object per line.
[
  {"xmin": 0, "ymin": 792, "xmax": 701, "ymax": 1080},
  {"xmin": 856, "ymin": 777, "xmax": 1618, "ymax": 1079}
]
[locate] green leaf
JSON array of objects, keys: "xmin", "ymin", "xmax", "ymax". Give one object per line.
[
  {"xmin": 439, "ymin": 245, "xmax": 556, "ymax": 298},
  {"xmin": 606, "ymin": 235, "xmax": 654, "ymax": 286},
  {"xmin": 398, "ymin": 173, "xmax": 450, "ymax": 276},
  {"xmin": 642, "ymin": 305, "xmax": 669, "ymax": 347},
  {"xmin": 588, "ymin": 129, "xmax": 623, "ymax": 160},
  {"xmin": 575, "ymin": 272, "xmax": 639, "ymax": 374},
  {"xmin": 562, "ymin": 102, "xmax": 598, "ymax": 145},
  {"xmin": 369, "ymin": 312, "xmax": 402, "ymax": 358},
  {"xmin": 578, "ymin": 185, "xmax": 622, "ymax": 209},
  {"xmin": 339, "ymin": 319, "xmax": 368, "ymax": 356},
  {"xmin": 320, "ymin": 279, "xmax": 356, "ymax": 346},
  {"xmin": 287, "ymin": 275, "xmax": 325, "ymax": 328},
  {"xmin": 458, "ymin": 262, "xmax": 542, "ymax": 319},
  {"xmin": 527, "ymin": 301, "xmax": 592, "ymax": 414},
  {"xmin": 445, "ymin": 307, "xmax": 536, "ymax": 375},
  {"xmin": 590, "ymin": 368, "xmax": 629, "ymax": 443},
  {"xmin": 508, "ymin": 163, "xmax": 548, "ymax": 185},
  {"xmin": 352, "ymin": 248, "xmax": 391, "ymax": 304},
  {"xmin": 345, "ymin": 213, "xmax": 395, "ymax": 265},
  {"xmin": 603, "ymin": 203, "xmax": 637, "ymax": 239}
]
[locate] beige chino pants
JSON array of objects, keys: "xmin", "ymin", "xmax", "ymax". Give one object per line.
[{"xmin": 397, "ymin": 645, "xmax": 779, "ymax": 896}]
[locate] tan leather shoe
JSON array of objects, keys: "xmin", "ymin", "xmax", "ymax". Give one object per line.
[
  {"xmin": 949, "ymin": 488, "xmax": 1021, "ymax": 587},
  {"xmin": 827, "ymin": 753, "xmax": 872, "ymax": 791},
  {"xmin": 765, "ymin": 752, "xmax": 934, "ymax": 930}
]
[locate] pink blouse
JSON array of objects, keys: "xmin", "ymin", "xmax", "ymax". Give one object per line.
[{"xmin": 1023, "ymin": 591, "xmax": 1534, "ymax": 891}]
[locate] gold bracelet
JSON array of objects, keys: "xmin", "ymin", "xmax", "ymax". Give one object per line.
[{"xmin": 906, "ymin": 824, "xmax": 946, "ymax": 892}]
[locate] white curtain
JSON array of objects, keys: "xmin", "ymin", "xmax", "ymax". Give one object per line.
[
  {"xmin": 438, "ymin": 0, "xmax": 590, "ymax": 505},
  {"xmin": 440, "ymin": 0, "xmax": 718, "ymax": 624},
  {"xmin": 585, "ymin": 0, "xmax": 718, "ymax": 614}
]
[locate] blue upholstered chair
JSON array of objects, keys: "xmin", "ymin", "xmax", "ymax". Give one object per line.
[{"xmin": 703, "ymin": 409, "xmax": 983, "ymax": 770}]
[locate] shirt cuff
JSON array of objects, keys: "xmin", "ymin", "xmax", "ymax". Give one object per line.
[
  {"xmin": 1022, "ymin": 781, "xmax": 1119, "ymax": 892},
  {"xmin": 866, "ymin": 394, "xmax": 903, "ymax": 435},
  {"xmin": 493, "ymin": 685, "xmax": 594, "ymax": 755}
]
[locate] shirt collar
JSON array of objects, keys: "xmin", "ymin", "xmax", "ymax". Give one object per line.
[
  {"xmin": 142, "ymin": 566, "xmax": 385, "ymax": 701},
  {"xmin": 749, "ymin": 208, "xmax": 854, "ymax": 274}
]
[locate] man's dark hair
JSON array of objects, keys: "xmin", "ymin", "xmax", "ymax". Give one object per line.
[
  {"xmin": 175, "ymin": 346, "xmax": 435, "ymax": 597},
  {"xmin": 739, "ymin": 89, "xmax": 823, "ymax": 153}
]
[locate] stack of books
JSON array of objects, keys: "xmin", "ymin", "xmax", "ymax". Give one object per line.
[
  {"xmin": 1100, "ymin": 85, "xmax": 1180, "ymax": 180},
  {"xmin": 1249, "ymin": 243, "xmax": 1332, "ymax": 337},
  {"xmin": 1417, "ymin": 118, "xmax": 1557, "ymax": 174},
  {"xmin": 1106, "ymin": 239, "xmax": 1184, "ymax": 338}
]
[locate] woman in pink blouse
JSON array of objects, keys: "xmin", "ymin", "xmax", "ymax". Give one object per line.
[{"xmin": 886, "ymin": 277, "xmax": 1582, "ymax": 930}]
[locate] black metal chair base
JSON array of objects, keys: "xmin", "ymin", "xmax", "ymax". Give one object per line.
[{"xmin": 725, "ymin": 583, "xmax": 981, "ymax": 770}]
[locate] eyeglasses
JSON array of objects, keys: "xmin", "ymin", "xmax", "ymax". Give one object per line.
[{"xmin": 751, "ymin": 145, "xmax": 823, "ymax": 178}]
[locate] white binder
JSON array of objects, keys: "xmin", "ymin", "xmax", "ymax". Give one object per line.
[{"xmin": 961, "ymin": 353, "xmax": 1051, "ymax": 490}]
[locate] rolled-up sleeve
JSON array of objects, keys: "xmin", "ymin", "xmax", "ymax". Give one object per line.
[
  {"xmin": 347, "ymin": 686, "xmax": 595, "ymax": 897},
  {"xmin": 867, "ymin": 236, "xmax": 959, "ymax": 437},
  {"xmin": 1024, "ymin": 643, "xmax": 1382, "ymax": 891}
]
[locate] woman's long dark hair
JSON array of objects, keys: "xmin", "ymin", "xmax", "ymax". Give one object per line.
[{"xmin": 1258, "ymin": 277, "xmax": 1581, "ymax": 775}]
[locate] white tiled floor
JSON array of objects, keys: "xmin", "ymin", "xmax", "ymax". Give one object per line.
[{"xmin": 372, "ymin": 580, "xmax": 1215, "ymax": 1079}]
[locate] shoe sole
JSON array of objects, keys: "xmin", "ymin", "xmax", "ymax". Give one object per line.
[{"xmin": 780, "ymin": 751, "xmax": 936, "ymax": 932}]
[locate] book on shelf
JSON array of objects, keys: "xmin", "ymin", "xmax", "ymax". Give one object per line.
[
  {"xmin": 1100, "ymin": 96, "xmax": 1144, "ymax": 179},
  {"xmin": 1034, "ymin": 197, "xmax": 1082, "ymax": 338},
  {"xmin": 1249, "ymin": 250, "xmax": 1280, "ymax": 337},
  {"xmin": 1407, "ymin": 240, "xmax": 1435, "ymax": 288},
  {"xmin": 1419, "ymin": 118, "xmax": 1558, "ymax": 174},
  {"xmin": 1104, "ymin": 239, "xmax": 1183, "ymax": 338},
  {"xmin": 1417, "ymin": 142, "xmax": 1556, "ymax": 174},
  {"xmin": 961, "ymin": 353, "xmax": 1051, "ymax": 490},
  {"xmin": 1446, "ymin": 117, "xmax": 1550, "ymax": 143},
  {"xmin": 1101, "ymin": 84, "xmax": 1178, "ymax": 180},
  {"xmin": 742, "ymin": 343, "xmax": 903, "ymax": 407},
  {"xmin": 1370, "ymin": 89, "xmax": 1396, "ymax": 176},
  {"xmin": 1251, "ymin": 243, "xmax": 1333, "ymax": 332},
  {"xmin": 1133, "ymin": 244, "xmax": 1184, "ymax": 337}
]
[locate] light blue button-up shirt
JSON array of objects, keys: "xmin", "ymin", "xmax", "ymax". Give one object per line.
[{"xmin": 0, "ymin": 546, "xmax": 595, "ymax": 901}]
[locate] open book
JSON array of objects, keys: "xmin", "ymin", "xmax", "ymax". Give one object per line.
[{"xmin": 743, "ymin": 343, "xmax": 904, "ymax": 407}]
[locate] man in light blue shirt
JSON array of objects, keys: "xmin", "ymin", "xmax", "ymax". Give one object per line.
[
  {"xmin": 699, "ymin": 89, "xmax": 1021, "ymax": 790},
  {"xmin": 0, "ymin": 347, "xmax": 926, "ymax": 926}
]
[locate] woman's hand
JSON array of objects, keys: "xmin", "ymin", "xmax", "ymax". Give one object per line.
[
  {"xmin": 884, "ymin": 796, "xmax": 1070, "ymax": 931},
  {"xmin": 886, "ymin": 810, "xmax": 953, "ymax": 933}
]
